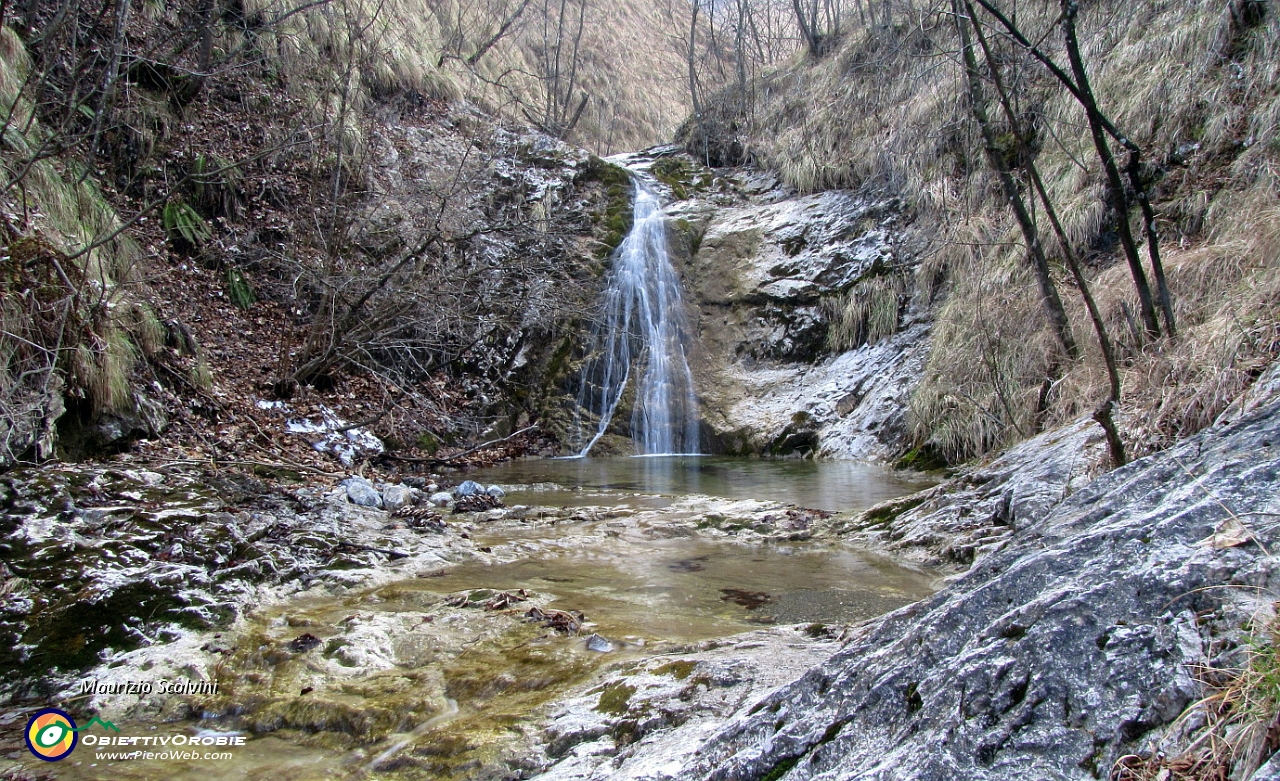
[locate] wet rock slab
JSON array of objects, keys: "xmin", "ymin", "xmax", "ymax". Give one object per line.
[
  {"xmin": 840, "ymin": 416, "xmax": 1108, "ymax": 571},
  {"xmin": 569, "ymin": 375, "xmax": 1280, "ymax": 779},
  {"xmin": 529, "ymin": 627, "xmax": 843, "ymax": 780},
  {"xmin": 0, "ymin": 465, "xmax": 474, "ymax": 705}
]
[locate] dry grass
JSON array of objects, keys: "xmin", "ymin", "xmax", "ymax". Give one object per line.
[
  {"xmin": 244, "ymin": 0, "xmax": 692, "ymax": 153},
  {"xmin": 825, "ymin": 271, "xmax": 908, "ymax": 350},
  {"xmin": 1115, "ymin": 605, "xmax": 1280, "ymax": 781},
  {"xmin": 713, "ymin": 0, "xmax": 1280, "ymax": 463},
  {"xmin": 908, "ymin": 248, "xmax": 1060, "ymax": 462},
  {"xmin": 1, "ymin": 26, "xmax": 155, "ymax": 430}
]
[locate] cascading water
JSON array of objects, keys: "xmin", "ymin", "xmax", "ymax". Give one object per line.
[{"xmin": 572, "ymin": 175, "xmax": 701, "ymax": 457}]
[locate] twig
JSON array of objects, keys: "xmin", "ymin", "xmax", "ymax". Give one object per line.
[
  {"xmin": 333, "ymin": 542, "xmax": 408, "ymax": 560},
  {"xmin": 153, "ymin": 457, "xmax": 344, "ymax": 478}
]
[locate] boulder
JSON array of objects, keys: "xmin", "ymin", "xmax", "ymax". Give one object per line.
[
  {"xmin": 381, "ymin": 484, "xmax": 415, "ymax": 511},
  {"xmin": 340, "ymin": 477, "xmax": 382, "ymax": 508},
  {"xmin": 455, "ymin": 480, "xmax": 485, "ymax": 497}
]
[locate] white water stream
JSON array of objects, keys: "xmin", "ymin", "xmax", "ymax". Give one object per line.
[{"xmin": 573, "ymin": 176, "xmax": 700, "ymax": 456}]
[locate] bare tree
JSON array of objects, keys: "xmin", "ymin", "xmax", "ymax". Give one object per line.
[
  {"xmin": 792, "ymin": 0, "xmax": 848, "ymax": 55},
  {"xmin": 437, "ymin": 0, "xmax": 534, "ymax": 68},
  {"xmin": 967, "ymin": 0, "xmax": 1176, "ymax": 341},
  {"xmin": 952, "ymin": 0, "xmax": 1078, "ymax": 363},
  {"xmin": 522, "ymin": 0, "xmax": 591, "ymax": 139},
  {"xmin": 957, "ymin": 0, "xmax": 1126, "ymax": 465}
]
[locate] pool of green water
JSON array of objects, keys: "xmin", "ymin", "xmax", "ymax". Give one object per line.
[
  {"xmin": 466, "ymin": 455, "xmax": 937, "ymax": 511},
  {"xmin": 27, "ymin": 457, "xmax": 939, "ymax": 781}
]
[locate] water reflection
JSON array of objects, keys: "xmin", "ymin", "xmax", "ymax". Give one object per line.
[{"xmin": 469, "ymin": 455, "xmax": 937, "ymax": 512}]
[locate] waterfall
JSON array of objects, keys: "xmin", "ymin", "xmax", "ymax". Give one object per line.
[{"xmin": 573, "ymin": 176, "xmax": 701, "ymax": 457}]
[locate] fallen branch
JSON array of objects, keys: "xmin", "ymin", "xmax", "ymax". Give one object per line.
[
  {"xmin": 333, "ymin": 541, "xmax": 409, "ymax": 560},
  {"xmin": 384, "ymin": 425, "xmax": 538, "ymax": 466},
  {"xmin": 154, "ymin": 457, "xmax": 345, "ymax": 478}
]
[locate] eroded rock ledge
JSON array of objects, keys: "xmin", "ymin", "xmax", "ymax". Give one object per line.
[{"xmin": 527, "ymin": 372, "xmax": 1280, "ymax": 780}]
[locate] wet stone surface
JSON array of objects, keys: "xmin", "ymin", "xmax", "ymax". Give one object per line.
[
  {"xmin": 0, "ymin": 460, "xmax": 937, "ymax": 781},
  {"xmin": 0, "ymin": 465, "xmax": 475, "ymax": 703}
]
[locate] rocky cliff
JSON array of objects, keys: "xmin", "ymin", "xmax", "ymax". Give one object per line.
[{"xmin": 627, "ymin": 151, "xmax": 929, "ymax": 461}]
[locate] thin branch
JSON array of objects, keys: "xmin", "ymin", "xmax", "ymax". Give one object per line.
[{"xmin": 385, "ymin": 425, "xmax": 538, "ymax": 465}]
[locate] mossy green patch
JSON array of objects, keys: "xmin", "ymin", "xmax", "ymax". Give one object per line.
[
  {"xmin": 594, "ymin": 681, "xmax": 638, "ymax": 715},
  {"xmin": 652, "ymin": 660, "xmax": 697, "ymax": 680},
  {"xmin": 416, "ymin": 430, "xmax": 440, "ymax": 454},
  {"xmin": 226, "ymin": 267, "xmax": 255, "ymax": 309},
  {"xmin": 859, "ymin": 494, "xmax": 927, "ymax": 527},
  {"xmin": 894, "ymin": 444, "xmax": 949, "ymax": 471},
  {"xmin": 760, "ymin": 755, "xmax": 801, "ymax": 781},
  {"xmin": 650, "ymin": 157, "xmax": 710, "ymax": 202}
]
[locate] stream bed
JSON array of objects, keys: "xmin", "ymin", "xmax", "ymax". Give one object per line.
[{"xmin": 7, "ymin": 458, "xmax": 938, "ymax": 780}]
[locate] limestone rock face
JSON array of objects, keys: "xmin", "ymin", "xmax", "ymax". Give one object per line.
[
  {"xmin": 615, "ymin": 376, "xmax": 1280, "ymax": 780},
  {"xmin": 669, "ymin": 164, "xmax": 923, "ymax": 460},
  {"xmin": 349, "ymin": 113, "xmax": 622, "ymax": 447},
  {"xmin": 844, "ymin": 417, "xmax": 1108, "ymax": 570},
  {"xmin": 535, "ymin": 629, "xmax": 842, "ymax": 781},
  {"xmin": 688, "ymin": 192, "xmax": 898, "ymax": 312}
]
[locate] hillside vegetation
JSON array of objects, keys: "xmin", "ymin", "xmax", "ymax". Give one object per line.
[
  {"xmin": 0, "ymin": 0, "xmax": 680, "ymax": 468},
  {"xmin": 687, "ymin": 0, "xmax": 1280, "ymax": 464},
  {"xmin": 235, "ymin": 0, "xmax": 694, "ymax": 152}
]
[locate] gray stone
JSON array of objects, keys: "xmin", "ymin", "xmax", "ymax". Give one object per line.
[
  {"xmin": 486, "ymin": 485, "xmax": 507, "ymax": 499},
  {"xmin": 429, "ymin": 492, "xmax": 454, "ymax": 507},
  {"xmin": 1252, "ymin": 753, "xmax": 1280, "ymax": 781},
  {"xmin": 341, "ymin": 477, "xmax": 382, "ymax": 508},
  {"xmin": 584, "ymin": 633, "xmax": 614, "ymax": 653},
  {"xmin": 455, "ymin": 480, "xmax": 485, "ymax": 497},
  {"xmin": 381, "ymin": 484, "xmax": 415, "ymax": 511}
]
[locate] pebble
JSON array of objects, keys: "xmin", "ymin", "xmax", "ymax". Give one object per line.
[
  {"xmin": 486, "ymin": 485, "xmax": 506, "ymax": 499},
  {"xmin": 584, "ymin": 633, "xmax": 615, "ymax": 653},
  {"xmin": 429, "ymin": 492, "xmax": 454, "ymax": 507}
]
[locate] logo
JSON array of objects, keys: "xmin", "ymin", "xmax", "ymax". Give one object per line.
[{"xmin": 24, "ymin": 709, "xmax": 77, "ymax": 761}]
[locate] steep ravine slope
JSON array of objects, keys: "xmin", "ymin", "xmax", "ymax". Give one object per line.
[{"xmin": 525, "ymin": 371, "xmax": 1280, "ymax": 780}]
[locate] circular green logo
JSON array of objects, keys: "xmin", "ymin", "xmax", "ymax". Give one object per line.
[{"xmin": 25, "ymin": 708, "xmax": 78, "ymax": 761}]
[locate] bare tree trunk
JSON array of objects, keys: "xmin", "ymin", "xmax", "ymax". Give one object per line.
[
  {"xmin": 82, "ymin": 0, "xmax": 133, "ymax": 175},
  {"xmin": 197, "ymin": 0, "xmax": 217, "ymax": 72},
  {"xmin": 792, "ymin": 0, "xmax": 817, "ymax": 53},
  {"xmin": 1125, "ymin": 151, "xmax": 1177, "ymax": 338},
  {"xmin": 1058, "ymin": 0, "xmax": 1161, "ymax": 340},
  {"xmin": 954, "ymin": 0, "xmax": 1079, "ymax": 362},
  {"xmin": 963, "ymin": 0, "xmax": 1125, "ymax": 466},
  {"xmin": 734, "ymin": 0, "xmax": 749, "ymax": 112},
  {"xmin": 466, "ymin": 0, "xmax": 533, "ymax": 66},
  {"xmin": 968, "ymin": 0, "xmax": 1173, "ymax": 342},
  {"xmin": 687, "ymin": 0, "xmax": 705, "ymax": 160}
]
